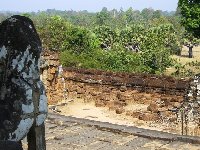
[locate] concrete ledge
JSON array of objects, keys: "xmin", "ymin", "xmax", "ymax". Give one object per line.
[{"xmin": 48, "ymin": 112, "xmax": 200, "ymax": 144}]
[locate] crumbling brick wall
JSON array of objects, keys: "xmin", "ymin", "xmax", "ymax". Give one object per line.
[{"xmin": 40, "ymin": 54, "xmax": 190, "ymax": 124}]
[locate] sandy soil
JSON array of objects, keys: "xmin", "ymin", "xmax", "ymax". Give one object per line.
[{"xmin": 51, "ymin": 98, "xmax": 180, "ymax": 134}]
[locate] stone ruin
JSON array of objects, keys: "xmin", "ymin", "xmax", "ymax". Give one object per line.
[
  {"xmin": 177, "ymin": 74, "xmax": 200, "ymax": 136},
  {"xmin": 40, "ymin": 51, "xmax": 200, "ymax": 135},
  {"xmin": 0, "ymin": 15, "xmax": 47, "ymax": 149}
]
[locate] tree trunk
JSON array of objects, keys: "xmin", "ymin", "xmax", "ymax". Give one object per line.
[{"xmin": 188, "ymin": 46, "xmax": 193, "ymax": 58}]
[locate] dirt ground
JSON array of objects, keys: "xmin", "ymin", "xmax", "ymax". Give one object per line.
[
  {"xmin": 52, "ymin": 98, "xmax": 181, "ymax": 135},
  {"xmin": 164, "ymin": 46, "xmax": 200, "ymax": 77},
  {"xmin": 173, "ymin": 45, "xmax": 200, "ymax": 61}
]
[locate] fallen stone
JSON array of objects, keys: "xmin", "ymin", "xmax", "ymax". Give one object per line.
[
  {"xmin": 147, "ymin": 103, "xmax": 159, "ymax": 113},
  {"xmin": 172, "ymin": 102, "xmax": 181, "ymax": 108},
  {"xmin": 139, "ymin": 113, "xmax": 159, "ymax": 121},
  {"xmin": 131, "ymin": 111, "xmax": 141, "ymax": 118},
  {"xmin": 95, "ymin": 100, "xmax": 106, "ymax": 107},
  {"xmin": 115, "ymin": 107, "xmax": 125, "ymax": 114},
  {"xmin": 120, "ymin": 86, "xmax": 127, "ymax": 92},
  {"xmin": 163, "ymin": 99, "xmax": 172, "ymax": 107}
]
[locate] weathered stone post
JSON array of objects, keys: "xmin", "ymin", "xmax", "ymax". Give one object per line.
[
  {"xmin": 178, "ymin": 74, "xmax": 200, "ymax": 136},
  {"xmin": 0, "ymin": 15, "xmax": 47, "ymax": 149}
]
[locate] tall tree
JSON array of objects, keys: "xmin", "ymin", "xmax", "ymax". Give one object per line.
[
  {"xmin": 152, "ymin": 10, "xmax": 162, "ymax": 19},
  {"xmin": 141, "ymin": 8, "xmax": 154, "ymax": 20},
  {"xmin": 178, "ymin": 0, "xmax": 200, "ymax": 58},
  {"xmin": 178, "ymin": 0, "xmax": 200, "ymax": 38},
  {"xmin": 95, "ymin": 7, "xmax": 110, "ymax": 26}
]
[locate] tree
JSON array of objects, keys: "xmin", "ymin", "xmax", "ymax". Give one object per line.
[
  {"xmin": 183, "ymin": 32, "xmax": 200, "ymax": 58},
  {"xmin": 152, "ymin": 10, "xmax": 162, "ymax": 19},
  {"xmin": 95, "ymin": 7, "xmax": 110, "ymax": 26},
  {"xmin": 66, "ymin": 26, "xmax": 99, "ymax": 54},
  {"xmin": 125, "ymin": 7, "xmax": 134, "ymax": 24},
  {"xmin": 27, "ymin": 9, "xmax": 181, "ymax": 74},
  {"xmin": 119, "ymin": 24, "xmax": 145, "ymax": 52},
  {"xmin": 94, "ymin": 25, "xmax": 118, "ymax": 50},
  {"xmin": 37, "ymin": 15, "xmax": 71, "ymax": 51},
  {"xmin": 178, "ymin": 0, "xmax": 200, "ymax": 58},
  {"xmin": 36, "ymin": 15, "xmax": 98, "ymax": 54},
  {"xmin": 178, "ymin": 0, "xmax": 200, "ymax": 38},
  {"xmin": 141, "ymin": 8, "xmax": 154, "ymax": 20}
]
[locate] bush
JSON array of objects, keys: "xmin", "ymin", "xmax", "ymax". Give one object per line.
[{"xmin": 37, "ymin": 15, "xmax": 176, "ymax": 75}]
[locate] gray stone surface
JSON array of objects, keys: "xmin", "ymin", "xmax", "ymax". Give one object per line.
[
  {"xmin": 48, "ymin": 112, "xmax": 200, "ymax": 144},
  {"xmin": 28, "ymin": 113, "xmax": 200, "ymax": 150}
]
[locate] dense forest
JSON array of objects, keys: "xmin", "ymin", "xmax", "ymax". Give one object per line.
[{"xmin": 0, "ymin": 5, "xmax": 199, "ymax": 76}]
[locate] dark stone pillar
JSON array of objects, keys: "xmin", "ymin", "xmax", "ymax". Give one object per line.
[{"xmin": 0, "ymin": 15, "xmax": 47, "ymax": 149}]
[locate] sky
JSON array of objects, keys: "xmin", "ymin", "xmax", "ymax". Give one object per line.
[{"xmin": 0, "ymin": 0, "xmax": 179, "ymax": 12}]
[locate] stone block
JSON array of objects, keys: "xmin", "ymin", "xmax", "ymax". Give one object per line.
[
  {"xmin": 95, "ymin": 100, "xmax": 106, "ymax": 107},
  {"xmin": 120, "ymin": 86, "xmax": 127, "ymax": 92},
  {"xmin": 116, "ymin": 107, "xmax": 125, "ymax": 114},
  {"xmin": 139, "ymin": 113, "xmax": 159, "ymax": 121},
  {"xmin": 147, "ymin": 103, "xmax": 159, "ymax": 113},
  {"xmin": 131, "ymin": 111, "xmax": 141, "ymax": 118}
]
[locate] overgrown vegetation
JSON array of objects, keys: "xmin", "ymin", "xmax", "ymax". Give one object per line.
[{"xmin": 0, "ymin": 5, "xmax": 199, "ymax": 77}]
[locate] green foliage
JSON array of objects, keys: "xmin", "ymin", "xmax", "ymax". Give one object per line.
[
  {"xmin": 124, "ymin": 7, "xmax": 142, "ymax": 24},
  {"xmin": 60, "ymin": 49, "xmax": 104, "ymax": 69},
  {"xmin": 60, "ymin": 47, "xmax": 145, "ymax": 73},
  {"xmin": 60, "ymin": 51, "xmax": 80, "ymax": 67},
  {"xmin": 64, "ymin": 26, "xmax": 98, "ymax": 54},
  {"xmin": 100, "ymin": 48, "xmax": 143, "ymax": 72},
  {"xmin": 37, "ymin": 15, "xmax": 98, "ymax": 54},
  {"xmin": 37, "ymin": 15, "xmax": 71, "ymax": 51},
  {"xmin": 177, "ymin": 0, "xmax": 200, "ymax": 57},
  {"xmin": 147, "ymin": 24, "xmax": 180, "ymax": 54},
  {"xmin": 94, "ymin": 25, "xmax": 118, "ymax": 49},
  {"xmin": 141, "ymin": 8, "xmax": 154, "ymax": 20},
  {"xmin": 120, "ymin": 24, "xmax": 145, "ymax": 48},
  {"xmin": 183, "ymin": 32, "xmax": 200, "ymax": 46},
  {"xmin": 18, "ymin": 8, "xmax": 187, "ymax": 75},
  {"xmin": 152, "ymin": 10, "xmax": 162, "ymax": 19},
  {"xmin": 58, "ymin": 16, "xmax": 179, "ymax": 74},
  {"xmin": 172, "ymin": 61, "xmax": 195, "ymax": 77},
  {"xmin": 140, "ymin": 47, "xmax": 172, "ymax": 74},
  {"xmin": 178, "ymin": 0, "xmax": 200, "ymax": 38},
  {"xmin": 95, "ymin": 7, "xmax": 111, "ymax": 26}
]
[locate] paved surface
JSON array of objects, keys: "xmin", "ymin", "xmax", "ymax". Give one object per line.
[{"xmin": 42, "ymin": 113, "xmax": 200, "ymax": 150}]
